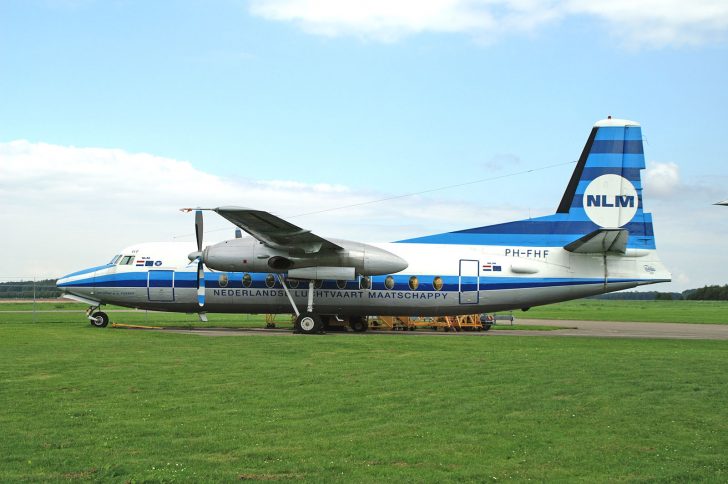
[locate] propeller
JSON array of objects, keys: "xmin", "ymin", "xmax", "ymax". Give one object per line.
[
  {"xmin": 181, "ymin": 208, "xmax": 206, "ymax": 308},
  {"xmin": 194, "ymin": 210, "xmax": 205, "ymax": 307}
]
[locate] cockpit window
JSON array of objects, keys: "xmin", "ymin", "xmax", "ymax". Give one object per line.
[
  {"xmin": 110, "ymin": 255, "xmax": 122, "ymax": 265},
  {"xmin": 119, "ymin": 255, "xmax": 135, "ymax": 265}
]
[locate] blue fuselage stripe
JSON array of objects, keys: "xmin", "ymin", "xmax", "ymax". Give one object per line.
[{"xmin": 59, "ymin": 271, "xmax": 646, "ymax": 292}]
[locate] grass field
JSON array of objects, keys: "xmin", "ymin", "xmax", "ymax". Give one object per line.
[
  {"xmin": 521, "ymin": 299, "xmax": 728, "ymax": 324},
  {"xmin": 1, "ymin": 316, "xmax": 727, "ymax": 481},
  {"xmin": 3, "ymin": 299, "xmax": 728, "ymax": 326}
]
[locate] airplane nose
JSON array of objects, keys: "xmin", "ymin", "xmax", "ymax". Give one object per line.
[
  {"xmin": 55, "ymin": 264, "xmax": 106, "ymax": 289},
  {"xmin": 56, "ymin": 274, "xmax": 71, "ymax": 288}
]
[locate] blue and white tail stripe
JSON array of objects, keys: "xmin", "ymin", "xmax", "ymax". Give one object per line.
[{"xmin": 398, "ymin": 118, "xmax": 656, "ymax": 250}]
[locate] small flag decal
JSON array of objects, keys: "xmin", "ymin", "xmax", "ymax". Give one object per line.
[{"xmin": 482, "ymin": 262, "xmax": 502, "ymax": 272}]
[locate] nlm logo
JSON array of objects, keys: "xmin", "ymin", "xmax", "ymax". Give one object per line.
[
  {"xmin": 586, "ymin": 195, "xmax": 635, "ymax": 208},
  {"xmin": 583, "ymin": 175, "xmax": 638, "ymax": 227}
]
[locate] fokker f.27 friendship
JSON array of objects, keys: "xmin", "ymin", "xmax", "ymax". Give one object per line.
[{"xmin": 58, "ymin": 118, "xmax": 670, "ymax": 334}]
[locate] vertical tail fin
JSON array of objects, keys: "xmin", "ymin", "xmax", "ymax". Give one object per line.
[
  {"xmin": 556, "ymin": 118, "xmax": 654, "ymax": 249},
  {"xmin": 398, "ymin": 117, "xmax": 656, "ymax": 250}
]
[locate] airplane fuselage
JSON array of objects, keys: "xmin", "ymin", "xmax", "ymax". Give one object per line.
[
  {"xmin": 57, "ymin": 118, "xmax": 672, "ymax": 330},
  {"xmin": 57, "ymin": 238, "xmax": 669, "ymax": 317}
]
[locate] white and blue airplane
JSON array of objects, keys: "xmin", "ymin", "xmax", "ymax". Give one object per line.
[{"xmin": 57, "ymin": 118, "xmax": 670, "ymax": 334}]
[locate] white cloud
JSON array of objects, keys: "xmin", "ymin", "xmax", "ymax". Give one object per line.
[
  {"xmin": 566, "ymin": 0, "xmax": 728, "ymax": 47},
  {"xmin": 3, "ymin": 140, "xmax": 723, "ymax": 292},
  {"xmin": 249, "ymin": 0, "xmax": 559, "ymax": 42},
  {"xmin": 248, "ymin": 0, "xmax": 728, "ymax": 47},
  {"xmin": 0, "ymin": 140, "xmax": 521, "ymax": 278},
  {"xmin": 643, "ymin": 161, "xmax": 681, "ymax": 198}
]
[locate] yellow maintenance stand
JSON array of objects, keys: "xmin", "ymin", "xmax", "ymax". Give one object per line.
[{"xmin": 369, "ymin": 314, "xmax": 493, "ymax": 332}]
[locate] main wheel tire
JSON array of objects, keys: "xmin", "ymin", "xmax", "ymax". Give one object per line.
[
  {"xmin": 350, "ymin": 317, "xmax": 368, "ymax": 333},
  {"xmin": 295, "ymin": 312, "xmax": 323, "ymax": 335},
  {"xmin": 483, "ymin": 323, "xmax": 493, "ymax": 332},
  {"xmin": 90, "ymin": 311, "xmax": 109, "ymax": 328}
]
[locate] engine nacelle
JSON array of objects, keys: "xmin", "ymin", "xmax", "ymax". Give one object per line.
[{"xmin": 201, "ymin": 236, "xmax": 407, "ymax": 277}]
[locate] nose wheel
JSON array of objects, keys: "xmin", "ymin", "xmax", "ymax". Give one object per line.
[{"xmin": 87, "ymin": 307, "xmax": 109, "ymax": 328}]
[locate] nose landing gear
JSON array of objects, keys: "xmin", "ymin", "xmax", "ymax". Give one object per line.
[{"xmin": 86, "ymin": 306, "xmax": 109, "ymax": 328}]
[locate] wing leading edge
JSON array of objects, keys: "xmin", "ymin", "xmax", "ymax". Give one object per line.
[{"xmin": 213, "ymin": 206, "xmax": 343, "ymax": 254}]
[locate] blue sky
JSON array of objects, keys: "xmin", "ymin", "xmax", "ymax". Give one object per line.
[{"xmin": 1, "ymin": 0, "xmax": 727, "ymax": 290}]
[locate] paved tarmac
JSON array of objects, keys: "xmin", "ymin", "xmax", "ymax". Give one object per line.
[{"xmin": 156, "ymin": 319, "xmax": 728, "ymax": 340}]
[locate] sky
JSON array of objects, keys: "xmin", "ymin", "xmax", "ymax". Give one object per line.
[{"xmin": 1, "ymin": 0, "xmax": 727, "ymax": 291}]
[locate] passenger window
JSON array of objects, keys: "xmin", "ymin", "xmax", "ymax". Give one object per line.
[
  {"xmin": 288, "ymin": 278, "xmax": 299, "ymax": 289},
  {"xmin": 242, "ymin": 273, "xmax": 252, "ymax": 288},
  {"xmin": 314, "ymin": 280, "xmax": 324, "ymax": 289},
  {"xmin": 336, "ymin": 280, "xmax": 347, "ymax": 289},
  {"xmin": 384, "ymin": 276, "xmax": 395, "ymax": 290},
  {"xmin": 409, "ymin": 276, "xmax": 419, "ymax": 291},
  {"xmin": 265, "ymin": 274, "xmax": 276, "ymax": 288},
  {"xmin": 359, "ymin": 276, "xmax": 371, "ymax": 290},
  {"xmin": 433, "ymin": 276, "xmax": 443, "ymax": 291}
]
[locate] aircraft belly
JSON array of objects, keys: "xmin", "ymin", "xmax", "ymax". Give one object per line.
[{"xmin": 95, "ymin": 280, "xmax": 640, "ymax": 317}]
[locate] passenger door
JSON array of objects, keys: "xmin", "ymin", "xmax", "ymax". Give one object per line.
[
  {"xmin": 147, "ymin": 270, "xmax": 175, "ymax": 302},
  {"xmin": 458, "ymin": 259, "xmax": 480, "ymax": 304}
]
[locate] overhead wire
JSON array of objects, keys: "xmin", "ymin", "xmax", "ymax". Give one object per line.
[{"xmin": 172, "ymin": 159, "xmax": 576, "ymax": 239}]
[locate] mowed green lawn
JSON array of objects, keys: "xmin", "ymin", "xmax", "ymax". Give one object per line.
[
  {"xmin": 4, "ymin": 298, "xmax": 728, "ymax": 326},
  {"xmin": 523, "ymin": 299, "xmax": 728, "ymax": 324},
  {"xmin": 2, "ymin": 304, "xmax": 275, "ymax": 328},
  {"xmin": 1, "ymin": 319, "xmax": 727, "ymax": 481}
]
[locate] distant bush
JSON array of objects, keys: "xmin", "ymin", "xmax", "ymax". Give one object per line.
[
  {"xmin": 589, "ymin": 291, "xmax": 683, "ymax": 301},
  {"xmin": 684, "ymin": 285, "xmax": 728, "ymax": 301},
  {"xmin": 0, "ymin": 279, "xmax": 60, "ymax": 299}
]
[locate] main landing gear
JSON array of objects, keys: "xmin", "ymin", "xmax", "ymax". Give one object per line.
[
  {"xmin": 349, "ymin": 316, "xmax": 369, "ymax": 333},
  {"xmin": 278, "ymin": 275, "xmax": 325, "ymax": 335},
  {"xmin": 86, "ymin": 306, "xmax": 109, "ymax": 328},
  {"xmin": 295, "ymin": 311, "xmax": 324, "ymax": 334}
]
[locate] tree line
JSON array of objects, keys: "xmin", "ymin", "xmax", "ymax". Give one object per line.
[
  {"xmin": 0, "ymin": 279, "xmax": 60, "ymax": 299},
  {"xmin": 591, "ymin": 285, "xmax": 728, "ymax": 301}
]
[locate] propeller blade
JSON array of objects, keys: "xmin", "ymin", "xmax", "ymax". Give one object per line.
[
  {"xmin": 197, "ymin": 259, "xmax": 205, "ymax": 307},
  {"xmin": 195, "ymin": 209, "xmax": 204, "ymax": 253}
]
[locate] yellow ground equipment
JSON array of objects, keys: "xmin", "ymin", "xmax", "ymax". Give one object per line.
[
  {"xmin": 367, "ymin": 315, "xmax": 412, "ymax": 331},
  {"xmin": 368, "ymin": 314, "xmax": 493, "ymax": 332},
  {"xmin": 264, "ymin": 313, "xmax": 295, "ymax": 328}
]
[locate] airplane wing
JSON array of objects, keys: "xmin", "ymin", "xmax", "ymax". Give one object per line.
[
  {"xmin": 213, "ymin": 206, "xmax": 343, "ymax": 254},
  {"xmin": 564, "ymin": 229, "xmax": 628, "ymax": 254}
]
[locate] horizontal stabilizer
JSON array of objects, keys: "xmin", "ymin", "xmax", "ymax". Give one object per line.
[{"xmin": 564, "ymin": 229, "xmax": 628, "ymax": 254}]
